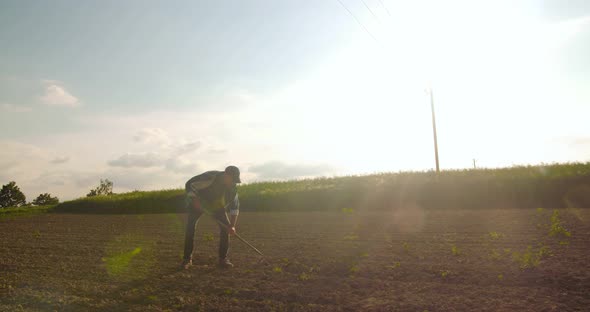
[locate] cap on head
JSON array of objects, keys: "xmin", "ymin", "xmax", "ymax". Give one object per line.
[{"xmin": 224, "ymin": 165, "xmax": 241, "ymax": 183}]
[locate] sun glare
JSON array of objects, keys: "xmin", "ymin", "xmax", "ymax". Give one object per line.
[{"xmin": 289, "ymin": 1, "xmax": 590, "ymax": 171}]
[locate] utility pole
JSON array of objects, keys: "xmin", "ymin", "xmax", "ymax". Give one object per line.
[{"xmin": 428, "ymin": 88, "xmax": 440, "ymax": 173}]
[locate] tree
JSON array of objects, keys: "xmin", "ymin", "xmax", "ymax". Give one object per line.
[
  {"xmin": 0, "ymin": 181, "xmax": 27, "ymax": 208},
  {"xmin": 86, "ymin": 179, "xmax": 113, "ymax": 197},
  {"xmin": 32, "ymin": 193, "xmax": 59, "ymax": 205}
]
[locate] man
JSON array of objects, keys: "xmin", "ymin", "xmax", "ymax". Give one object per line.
[{"xmin": 181, "ymin": 165, "xmax": 241, "ymax": 269}]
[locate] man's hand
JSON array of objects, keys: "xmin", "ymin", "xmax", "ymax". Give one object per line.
[{"xmin": 228, "ymin": 226, "xmax": 236, "ymax": 236}]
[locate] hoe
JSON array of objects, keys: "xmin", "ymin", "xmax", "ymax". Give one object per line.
[{"xmin": 201, "ymin": 207, "xmax": 268, "ymax": 265}]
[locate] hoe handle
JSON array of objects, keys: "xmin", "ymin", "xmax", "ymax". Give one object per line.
[{"xmin": 212, "ymin": 218, "xmax": 265, "ymax": 257}]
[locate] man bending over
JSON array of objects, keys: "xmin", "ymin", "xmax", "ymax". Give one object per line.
[{"xmin": 181, "ymin": 165, "xmax": 241, "ymax": 269}]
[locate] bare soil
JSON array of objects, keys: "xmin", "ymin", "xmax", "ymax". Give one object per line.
[{"xmin": 1, "ymin": 208, "xmax": 589, "ymax": 311}]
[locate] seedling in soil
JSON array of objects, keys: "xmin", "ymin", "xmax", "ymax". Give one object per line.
[
  {"xmin": 403, "ymin": 242, "xmax": 410, "ymax": 252},
  {"xmin": 451, "ymin": 245, "xmax": 460, "ymax": 256},
  {"xmin": 512, "ymin": 245, "xmax": 549, "ymax": 269},
  {"xmin": 344, "ymin": 233, "xmax": 359, "ymax": 241},
  {"xmin": 497, "ymin": 274, "xmax": 504, "ymax": 280},
  {"xmin": 298, "ymin": 273, "xmax": 310, "ymax": 281},
  {"xmin": 549, "ymin": 210, "xmax": 571, "ymax": 238},
  {"xmin": 272, "ymin": 267, "xmax": 283, "ymax": 273},
  {"xmin": 203, "ymin": 233, "xmax": 214, "ymax": 242},
  {"xmin": 488, "ymin": 232, "xmax": 503, "ymax": 240},
  {"xmin": 537, "ymin": 245, "xmax": 551, "ymax": 258},
  {"xmin": 440, "ymin": 270, "xmax": 450, "ymax": 278},
  {"xmin": 349, "ymin": 265, "xmax": 360, "ymax": 273},
  {"xmin": 386, "ymin": 262, "xmax": 401, "ymax": 270},
  {"xmin": 490, "ymin": 249, "xmax": 501, "ymax": 260}
]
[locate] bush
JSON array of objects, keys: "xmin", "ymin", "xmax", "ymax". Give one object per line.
[
  {"xmin": 32, "ymin": 193, "xmax": 59, "ymax": 206},
  {"xmin": 0, "ymin": 181, "xmax": 26, "ymax": 208},
  {"xmin": 87, "ymin": 179, "xmax": 114, "ymax": 197}
]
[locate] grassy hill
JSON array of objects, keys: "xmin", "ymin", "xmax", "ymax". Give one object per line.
[{"xmin": 46, "ymin": 162, "xmax": 590, "ymax": 214}]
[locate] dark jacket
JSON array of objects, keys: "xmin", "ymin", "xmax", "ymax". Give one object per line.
[{"xmin": 185, "ymin": 171, "xmax": 239, "ymax": 215}]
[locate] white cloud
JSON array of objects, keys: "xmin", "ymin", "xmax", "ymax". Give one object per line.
[
  {"xmin": 0, "ymin": 140, "xmax": 58, "ymax": 200},
  {"xmin": 165, "ymin": 156, "xmax": 199, "ymax": 174},
  {"xmin": 176, "ymin": 141, "xmax": 202, "ymax": 155},
  {"xmin": 133, "ymin": 128, "xmax": 170, "ymax": 144},
  {"xmin": 249, "ymin": 161, "xmax": 336, "ymax": 180},
  {"xmin": 573, "ymin": 137, "xmax": 590, "ymax": 146},
  {"xmin": 39, "ymin": 81, "xmax": 80, "ymax": 107},
  {"xmin": 108, "ymin": 152, "xmax": 163, "ymax": 168},
  {"xmin": 0, "ymin": 141, "xmax": 47, "ymax": 176},
  {"xmin": 207, "ymin": 148, "xmax": 228, "ymax": 154},
  {"xmin": 1, "ymin": 103, "xmax": 32, "ymax": 113},
  {"xmin": 50, "ymin": 156, "xmax": 70, "ymax": 164}
]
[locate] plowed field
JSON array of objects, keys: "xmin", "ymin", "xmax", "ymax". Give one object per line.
[{"xmin": 1, "ymin": 208, "xmax": 589, "ymax": 311}]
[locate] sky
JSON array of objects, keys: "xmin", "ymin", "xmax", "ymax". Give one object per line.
[{"xmin": 1, "ymin": 0, "xmax": 589, "ymax": 201}]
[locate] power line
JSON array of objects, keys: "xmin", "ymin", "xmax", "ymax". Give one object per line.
[
  {"xmin": 378, "ymin": 0, "xmax": 392, "ymax": 17},
  {"xmin": 335, "ymin": 0, "xmax": 383, "ymax": 48},
  {"xmin": 361, "ymin": 0, "xmax": 382, "ymax": 26}
]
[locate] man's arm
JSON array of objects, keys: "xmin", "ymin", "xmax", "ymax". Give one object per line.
[
  {"xmin": 226, "ymin": 189, "xmax": 240, "ymax": 230},
  {"xmin": 187, "ymin": 171, "xmax": 217, "ymax": 193}
]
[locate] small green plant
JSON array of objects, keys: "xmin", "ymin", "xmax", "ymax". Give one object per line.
[
  {"xmin": 349, "ymin": 265, "xmax": 359, "ymax": 273},
  {"xmin": 203, "ymin": 233, "xmax": 214, "ymax": 242},
  {"xmin": 536, "ymin": 207, "xmax": 544, "ymax": 214},
  {"xmin": 344, "ymin": 233, "xmax": 359, "ymax": 241},
  {"xmin": 224, "ymin": 289, "xmax": 234, "ymax": 295},
  {"xmin": 451, "ymin": 245, "xmax": 460, "ymax": 256},
  {"xmin": 341, "ymin": 208, "xmax": 354, "ymax": 214},
  {"xmin": 147, "ymin": 295, "xmax": 157, "ymax": 301},
  {"xmin": 549, "ymin": 210, "xmax": 571, "ymax": 238},
  {"xmin": 360, "ymin": 252, "xmax": 368, "ymax": 258},
  {"xmin": 386, "ymin": 262, "xmax": 401, "ymax": 269},
  {"xmin": 512, "ymin": 246, "xmax": 545, "ymax": 269},
  {"xmin": 281, "ymin": 258, "xmax": 289, "ymax": 263},
  {"xmin": 402, "ymin": 242, "xmax": 410, "ymax": 252},
  {"xmin": 32, "ymin": 230, "xmax": 41, "ymax": 239},
  {"xmin": 537, "ymin": 245, "xmax": 551, "ymax": 258},
  {"xmin": 490, "ymin": 249, "xmax": 501, "ymax": 260},
  {"xmin": 272, "ymin": 267, "xmax": 283, "ymax": 273},
  {"xmin": 298, "ymin": 273, "xmax": 310, "ymax": 281},
  {"xmin": 497, "ymin": 274, "xmax": 504, "ymax": 280},
  {"xmin": 488, "ymin": 232, "xmax": 502, "ymax": 240},
  {"xmin": 440, "ymin": 270, "xmax": 450, "ymax": 278}
]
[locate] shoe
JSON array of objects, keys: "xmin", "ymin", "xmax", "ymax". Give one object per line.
[
  {"xmin": 218, "ymin": 258, "xmax": 234, "ymax": 269},
  {"xmin": 181, "ymin": 259, "xmax": 192, "ymax": 270}
]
